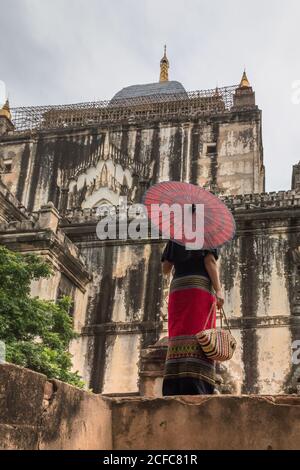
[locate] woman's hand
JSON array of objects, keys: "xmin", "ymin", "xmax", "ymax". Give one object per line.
[
  {"xmin": 204, "ymin": 254, "xmax": 224, "ymax": 309},
  {"xmin": 162, "ymin": 260, "xmax": 173, "ymax": 275},
  {"xmin": 215, "ymin": 289, "xmax": 224, "ymax": 309}
]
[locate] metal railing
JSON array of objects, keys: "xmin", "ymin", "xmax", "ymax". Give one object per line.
[{"xmin": 10, "ymin": 85, "xmax": 240, "ymax": 133}]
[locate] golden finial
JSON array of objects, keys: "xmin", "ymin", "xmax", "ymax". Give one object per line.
[
  {"xmin": 239, "ymin": 69, "xmax": 251, "ymax": 88},
  {"xmin": 159, "ymin": 45, "xmax": 169, "ymax": 82},
  {"xmin": 0, "ymin": 99, "xmax": 12, "ymax": 120}
]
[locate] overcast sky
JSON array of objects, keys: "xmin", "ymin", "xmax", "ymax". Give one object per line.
[{"xmin": 0, "ymin": 0, "xmax": 299, "ymax": 191}]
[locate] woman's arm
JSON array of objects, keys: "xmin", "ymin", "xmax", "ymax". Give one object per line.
[
  {"xmin": 204, "ymin": 253, "xmax": 224, "ymax": 309},
  {"xmin": 162, "ymin": 260, "xmax": 173, "ymax": 275}
]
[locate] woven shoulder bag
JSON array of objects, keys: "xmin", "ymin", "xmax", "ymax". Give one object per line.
[{"xmin": 196, "ymin": 302, "xmax": 236, "ymax": 361}]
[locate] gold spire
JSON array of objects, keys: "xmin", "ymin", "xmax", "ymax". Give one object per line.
[
  {"xmin": 0, "ymin": 99, "xmax": 12, "ymax": 120},
  {"xmin": 159, "ymin": 45, "xmax": 169, "ymax": 82},
  {"xmin": 239, "ymin": 69, "xmax": 251, "ymax": 88}
]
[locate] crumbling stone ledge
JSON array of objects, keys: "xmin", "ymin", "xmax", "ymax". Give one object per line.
[
  {"xmin": 110, "ymin": 394, "xmax": 300, "ymax": 450},
  {"xmin": 0, "ymin": 363, "xmax": 112, "ymax": 450},
  {"xmin": 1, "ymin": 363, "xmax": 300, "ymax": 450}
]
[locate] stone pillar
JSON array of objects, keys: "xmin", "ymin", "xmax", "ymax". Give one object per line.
[
  {"xmin": 291, "ymin": 247, "xmax": 300, "ymax": 316},
  {"xmin": 36, "ymin": 202, "xmax": 60, "ymax": 233},
  {"xmin": 292, "ymin": 162, "xmax": 300, "ymax": 192},
  {"xmin": 138, "ymin": 337, "xmax": 168, "ymax": 397},
  {"xmin": 0, "ymin": 115, "xmax": 14, "ymax": 136},
  {"xmin": 233, "ymin": 86, "xmax": 256, "ymax": 109},
  {"xmin": 137, "ymin": 178, "xmax": 149, "ymax": 203},
  {"xmin": 0, "ymin": 100, "xmax": 14, "ymax": 136},
  {"xmin": 232, "ymin": 72, "xmax": 256, "ymax": 109},
  {"xmin": 58, "ymin": 188, "xmax": 69, "ymax": 214}
]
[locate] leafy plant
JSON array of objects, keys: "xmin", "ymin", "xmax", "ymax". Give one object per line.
[{"xmin": 0, "ymin": 245, "xmax": 84, "ymax": 388}]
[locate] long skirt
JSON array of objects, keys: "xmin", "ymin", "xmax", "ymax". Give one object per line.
[{"xmin": 162, "ymin": 274, "xmax": 216, "ymax": 396}]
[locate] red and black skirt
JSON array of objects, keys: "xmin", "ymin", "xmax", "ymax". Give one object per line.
[{"xmin": 163, "ymin": 274, "xmax": 216, "ymax": 396}]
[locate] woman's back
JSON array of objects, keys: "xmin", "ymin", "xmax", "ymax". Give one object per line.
[{"xmin": 161, "ymin": 240, "xmax": 219, "ymax": 279}]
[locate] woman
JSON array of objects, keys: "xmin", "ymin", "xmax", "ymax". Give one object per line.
[{"xmin": 161, "ymin": 239, "xmax": 224, "ymax": 396}]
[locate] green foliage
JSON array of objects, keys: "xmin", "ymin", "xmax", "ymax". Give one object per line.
[{"xmin": 0, "ymin": 245, "xmax": 84, "ymax": 388}]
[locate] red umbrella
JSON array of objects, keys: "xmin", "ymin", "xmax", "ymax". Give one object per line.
[{"xmin": 143, "ymin": 181, "xmax": 235, "ymax": 249}]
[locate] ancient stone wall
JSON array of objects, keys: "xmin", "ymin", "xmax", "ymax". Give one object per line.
[
  {"xmin": 0, "ymin": 107, "xmax": 264, "ymax": 213},
  {"xmin": 59, "ymin": 190, "xmax": 300, "ymax": 395},
  {"xmin": 0, "ymin": 94, "xmax": 296, "ymax": 398},
  {"xmin": 0, "ymin": 159, "xmax": 298, "ymax": 396},
  {"xmin": 2, "ymin": 363, "xmax": 300, "ymax": 450},
  {"xmin": 0, "ymin": 364, "xmax": 112, "ymax": 450}
]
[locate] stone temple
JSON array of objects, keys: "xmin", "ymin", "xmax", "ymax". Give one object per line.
[{"xmin": 0, "ymin": 48, "xmax": 300, "ymax": 397}]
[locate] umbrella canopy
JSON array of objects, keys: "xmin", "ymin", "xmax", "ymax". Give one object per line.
[{"xmin": 143, "ymin": 181, "xmax": 235, "ymax": 249}]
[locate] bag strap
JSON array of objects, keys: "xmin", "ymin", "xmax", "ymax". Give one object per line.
[
  {"xmin": 220, "ymin": 306, "xmax": 232, "ymax": 334},
  {"xmin": 203, "ymin": 301, "xmax": 216, "ymax": 330},
  {"xmin": 203, "ymin": 303, "xmax": 232, "ymax": 334}
]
